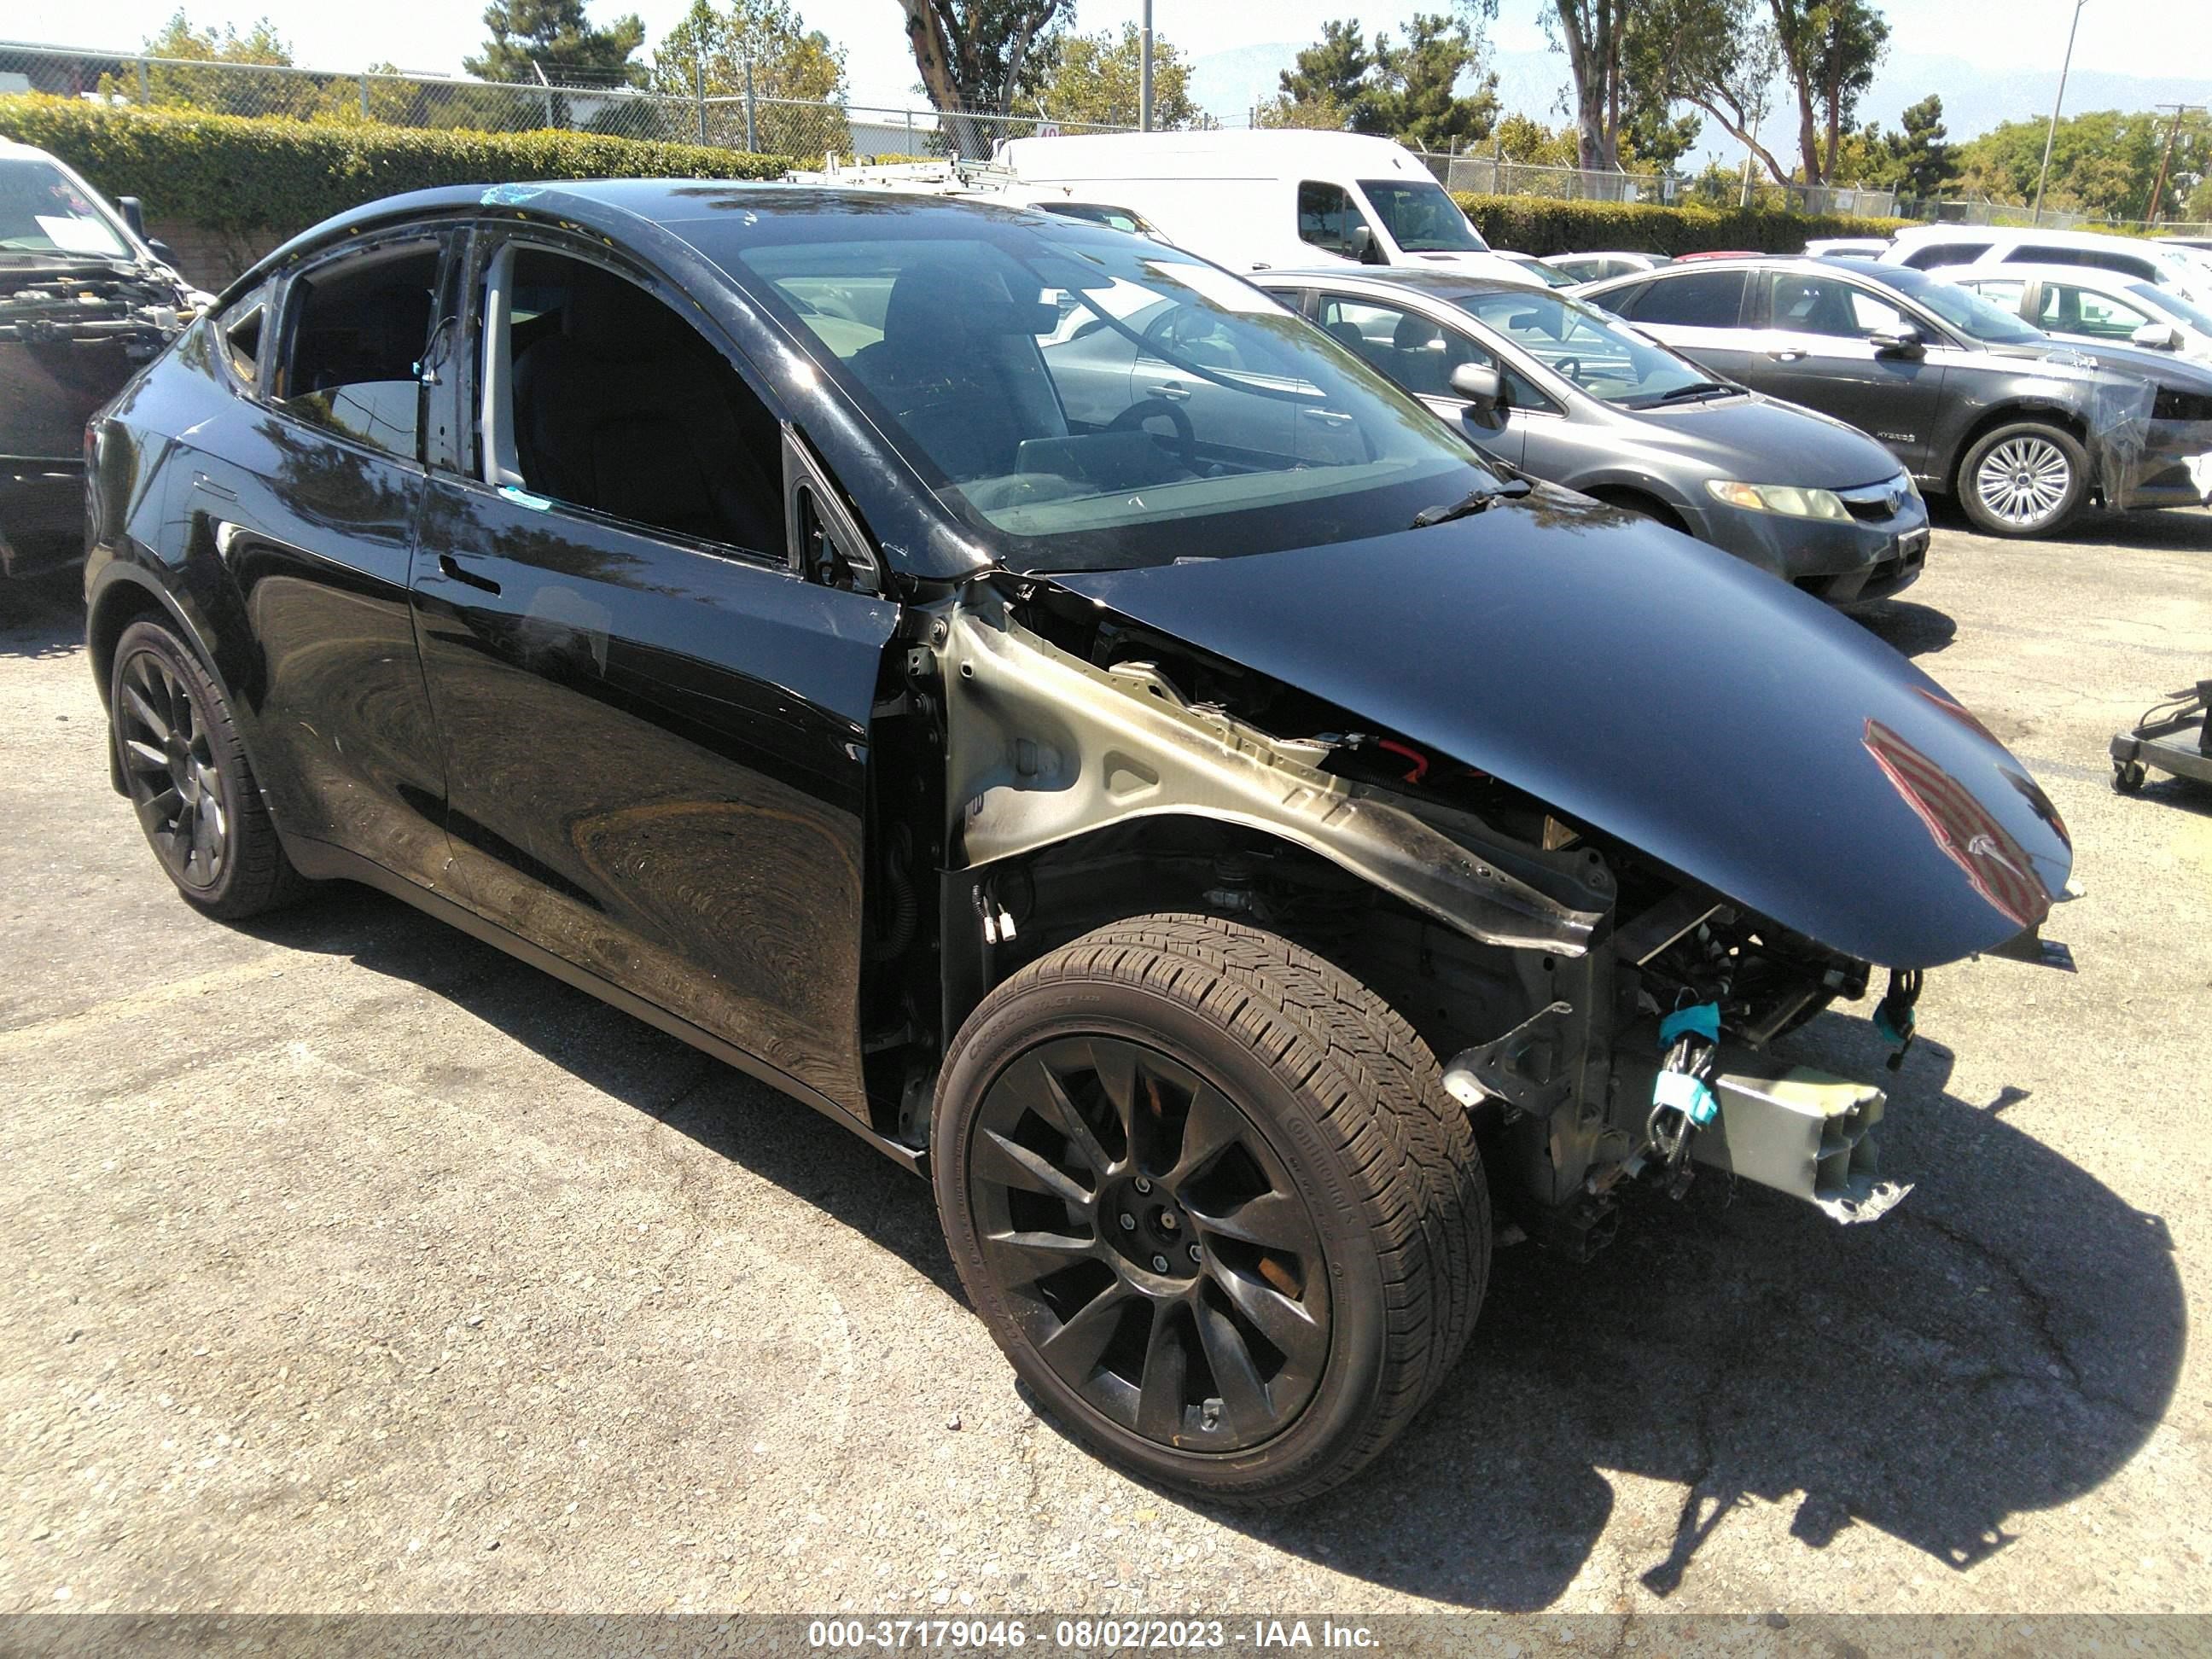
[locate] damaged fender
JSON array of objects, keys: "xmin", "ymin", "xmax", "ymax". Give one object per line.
[{"xmin": 940, "ymin": 602, "xmax": 1605, "ymax": 955}]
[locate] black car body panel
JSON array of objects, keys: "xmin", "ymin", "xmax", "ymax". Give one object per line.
[
  {"xmin": 1056, "ymin": 496, "xmax": 2068, "ymax": 969},
  {"xmin": 1579, "ymin": 256, "xmax": 2212, "ymax": 510}
]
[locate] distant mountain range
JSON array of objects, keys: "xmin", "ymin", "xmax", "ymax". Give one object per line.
[{"xmin": 1188, "ymin": 40, "xmax": 2212, "ymax": 170}]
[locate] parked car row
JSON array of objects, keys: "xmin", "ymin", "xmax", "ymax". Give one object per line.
[
  {"xmin": 1258, "ymin": 269, "xmax": 1930, "ymax": 603},
  {"xmin": 1578, "ymin": 255, "xmax": 2212, "ymax": 538}
]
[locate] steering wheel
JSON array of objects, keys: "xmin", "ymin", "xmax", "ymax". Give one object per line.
[
  {"xmin": 1106, "ymin": 397, "xmax": 1199, "ymax": 470},
  {"xmin": 1553, "ymin": 357, "xmax": 1585, "ymax": 384}
]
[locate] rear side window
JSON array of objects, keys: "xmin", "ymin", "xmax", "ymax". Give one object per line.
[
  {"xmin": 1615, "ymin": 270, "xmax": 1746, "ymax": 329},
  {"xmin": 276, "ymin": 246, "xmax": 439, "ymax": 460},
  {"xmin": 2011, "ymin": 244, "xmax": 2158, "ymax": 282},
  {"xmin": 1962, "ymin": 277, "xmax": 2027, "ymax": 310},
  {"xmin": 1900, "ymin": 241, "xmax": 1993, "ymax": 271},
  {"xmin": 2036, "ymin": 281, "xmax": 2154, "ymax": 341},
  {"xmin": 1297, "ymin": 182, "xmax": 1373, "ymax": 259},
  {"xmin": 220, "ymin": 285, "xmax": 269, "ymax": 387}
]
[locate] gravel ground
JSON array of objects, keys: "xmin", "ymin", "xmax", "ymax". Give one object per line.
[{"xmin": 1, "ymin": 506, "xmax": 2208, "ymax": 1621}]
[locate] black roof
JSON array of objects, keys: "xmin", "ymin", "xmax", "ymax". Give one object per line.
[{"xmin": 218, "ymin": 178, "xmax": 1049, "ymax": 304}]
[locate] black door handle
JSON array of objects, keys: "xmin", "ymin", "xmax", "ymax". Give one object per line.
[{"xmin": 439, "ymin": 553, "xmax": 501, "ymax": 595}]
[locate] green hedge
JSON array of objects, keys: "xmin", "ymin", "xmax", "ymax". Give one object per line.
[
  {"xmin": 0, "ymin": 95, "xmax": 789, "ymax": 236},
  {"xmin": 1452, "ymin": 193, "xmax": 1908, "ymax": 257}
]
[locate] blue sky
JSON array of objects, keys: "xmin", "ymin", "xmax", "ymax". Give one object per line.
[{"xmin": 9, "ymin": 0, "xmax": 2208, "ymax": 116}]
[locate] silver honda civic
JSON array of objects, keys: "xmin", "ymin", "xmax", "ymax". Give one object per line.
[{"xmin": 1261, "ymin": 269, "xmax": 1931, "ymax": 605}]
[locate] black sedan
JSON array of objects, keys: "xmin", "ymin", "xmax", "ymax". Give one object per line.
[
  {"xmin": 1577, "ymin": 256, "xmax": 2212, "ymax": 538},
  {"xmin": 1261, "ymin": 270, "xmax": 1930, "ymax": 605},
  {"xmin": 89, "ymin": 182, "xmax": 2071, "ymax": 1504}
]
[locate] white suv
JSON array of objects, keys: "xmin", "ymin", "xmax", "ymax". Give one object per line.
[{"xmin": 1880, "ymin": 224, "xmax": 2209, "ymax": 306}]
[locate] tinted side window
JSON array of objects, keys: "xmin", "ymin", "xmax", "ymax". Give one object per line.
[
  {"xmin": 1900, "ymin": 241, "xmax": 1993, "ymax": 270},
  {"xmin": 1298, "ymin": 182, "xmax": 1371, "ymax": 258},
  {"xmin": 1963, "ymin": 277, "xmax": 2028, "ymax": 311},
  {"xmin": 1617, "ymin": 270, "xmax": 1746, "ymax": 328},
  {"xmin": 1765, "ymin": 272, "xmax": 1908, "ymax": 338},
  {"xmin": 2037, "ymin": 282, "xmax": 2153, "ymax": 340},
  {"xmin": 1316, "ymin": 294, "xmax": 1481, "ymax": 396},
  {"xmin": 276, "ymin": 247, "xmax": 438, "ymax": 459},
  {"xmin": 494, "ymin": 247, "xmax": 783, "ymax": 557},
  {"xmin": 1045, "ymin": 202, "xmax": 1148, "ymax": 236}
]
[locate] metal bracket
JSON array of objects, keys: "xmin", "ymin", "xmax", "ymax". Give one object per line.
[{"xmin": 1441, "ymin": 1000, "xmax": 1577, "ymax": 1119}]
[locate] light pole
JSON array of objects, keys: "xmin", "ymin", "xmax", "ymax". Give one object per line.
[
  {"xmin": 1139, "ymin": 0, "xmax": 1154, "ymax": 132},
  {"xmin": 2031, "ymin": 0, "xmax": 2088, "ymax": 225}
]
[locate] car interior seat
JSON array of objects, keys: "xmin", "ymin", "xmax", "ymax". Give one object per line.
[
  {"xmin": 511, "ymin": 262, "xmax": 779, "ymax": 554},
  {"xmin": 847, "ymin": 260, "xmax": 1066, "ymax": 481},
  {"xmin": 1390, "ymin": 312, "xmax": 1452, "ymax": 396}
]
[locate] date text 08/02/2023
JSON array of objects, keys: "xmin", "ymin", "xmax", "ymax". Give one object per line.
[{"xmin": 806, "ymin": 1618, "xmax": 1382, "ymax": 1650}]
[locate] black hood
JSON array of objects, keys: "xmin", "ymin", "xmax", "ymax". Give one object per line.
[{"xmin": 1053, "ymin": 498, "xmax": 2072, "ymax": 969}]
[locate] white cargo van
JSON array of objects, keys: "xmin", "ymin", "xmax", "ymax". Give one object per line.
[{"xmin": 991, "ymin": 129, "xmax": 1536, "ymax": 283}]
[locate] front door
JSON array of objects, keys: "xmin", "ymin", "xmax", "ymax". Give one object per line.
[
  {"xmin": 409, "ymin": 230, "xmax": 899, "ymax": 1123},
  {"xmin": 1738, "ymin": 270, "xmax": 1948, "ymax": 476},
  {"xmin": 1307, "ymin": 291, "xmax": 1526, "ymax": 468}
]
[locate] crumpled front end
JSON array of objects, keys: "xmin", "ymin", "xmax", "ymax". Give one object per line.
[
  {"xmin": 1, "ymin": 259, "xmax": 187, "ymax": 575},
  {"xmin": 964, "ymin": 503, "xmax": 2079, "ymax": 1246}
]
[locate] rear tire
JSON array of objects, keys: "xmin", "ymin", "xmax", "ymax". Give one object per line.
[
  {"xmin": 1957, "ymin": 420, "xmax": 2089, "ymax": 538},
  {"xmin": 934, "ymin": 913, "xmax": 1487, "ymax": 1505},
  {"xmin": 111, "ymin": 620, "xmax": 307, "ymax": 920}
]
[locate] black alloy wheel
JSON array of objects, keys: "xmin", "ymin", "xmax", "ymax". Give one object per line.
[
  {"xmin": 117, "ymin": 643, "xmax": 230, "ymax": 893},
  {"xmin": 967, "ymin": 1033, "xmax": 1331, "ymax": 1453},
  {"xmin": 935, "ymin": 914, "xmax": 1489, "ymax": 1504},
  {"xmin": 109, "ymin": 620, "xmax": 306, "ymax": 919}
]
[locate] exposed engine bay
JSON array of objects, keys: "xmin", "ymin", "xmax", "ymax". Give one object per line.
[{"xmin": 909, "ymin": 578, "xmax": 1941, "ymax": 1254}]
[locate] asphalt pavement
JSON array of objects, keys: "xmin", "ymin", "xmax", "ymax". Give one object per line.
[{"xmin": 2, "ymin": 505, "xmax": 2208, "ymax": 1621}]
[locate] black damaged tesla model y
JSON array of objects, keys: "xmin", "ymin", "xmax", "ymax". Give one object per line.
[{"xmin": 85, "ymin": 182, "xmax": 2073, "ymax": 1503}]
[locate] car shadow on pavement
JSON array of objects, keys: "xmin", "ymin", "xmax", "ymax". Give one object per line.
[
  {"xmin": 1853, "ymin": 599, "xmax": 1957, "ymax": 659},
  {"xmin": 236, "ymin": 888, "xmax": 2185, "ymax": 1614},
  {"xmin": 235, "ymin": 882, "xmax": 963, "ymax": 1301}
]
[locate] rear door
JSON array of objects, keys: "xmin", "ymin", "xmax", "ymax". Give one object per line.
[
  {"xmin": 175, "ymin": 227, "xmax": 459, "ymax": 889},
  {"xmin": 409, "ymin": 224, "xmax": 899, "ymax": 1125}
]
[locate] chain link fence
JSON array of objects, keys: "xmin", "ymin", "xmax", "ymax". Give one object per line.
[
  {"xmin": 0, "ymin": 38, "xmax": 1133, "ymax": 164},
  {"xmin": 1410, "ymin": 150, "xmax": 1899, "ymax": 218},
  {"xmin": 1894, "ymin": 195, "xmax": 2212, "ymax": 236}
]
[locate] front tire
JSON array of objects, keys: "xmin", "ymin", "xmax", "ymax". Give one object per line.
[
  {"xmin": 934, "ymin": 914, "xmax": 1487, "ymax": 1505},
  {"xmin": 111, "ymin": 620, "xmax": 306, "ymax": 919},
  {"xmin": 1958, "ymin": 421, "xmax": 2089, "ymax": 538}
]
